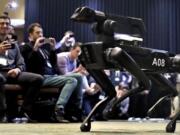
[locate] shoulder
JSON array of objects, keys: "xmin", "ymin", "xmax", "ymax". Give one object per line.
[
  {"xmin": 57, "ymin": 52, "xmax": 69, "ymax": 58},
  {"xmin": 20, "ymin": 43, "xmax": 32, "ymax": 51},
  {"xmin": 57, "ymin": 53, "xmax": 70, "ymax": 64}
]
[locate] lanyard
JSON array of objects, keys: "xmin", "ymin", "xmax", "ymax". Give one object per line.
[
  {"xmin": 39, "ymin": 49, "xmax": 48, "ymax": 60},
  {"xmin": 39, "ymin": 48, "xmax": 52, "ymax": 68}
]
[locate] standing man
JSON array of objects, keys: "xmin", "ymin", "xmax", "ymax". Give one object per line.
[
  {"xmin": 20, "ymin": 23, "xmax": 83, "ymax": 122},
  {"xmin": 0, "ymin": 15, "xmax": 44, "ymax": 122}
]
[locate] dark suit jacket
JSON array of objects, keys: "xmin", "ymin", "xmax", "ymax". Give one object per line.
[{"xmin": 20, "ymin": 42, "xmax": 58, "ymax": 75}]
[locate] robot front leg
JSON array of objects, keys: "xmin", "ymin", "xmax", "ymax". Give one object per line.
[
  {"xmin": 80, "ymin": 69, "xmax": 116, "ymax": 132},
  {"xmin": 103, "ymin": 47, "xmax": 151, "ymax": 118}
]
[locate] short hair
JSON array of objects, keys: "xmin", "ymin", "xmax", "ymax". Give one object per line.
[
  {"xmin": 27, "ymin": 23, "xmax": 42, "ymax": 34},
  {"xmin": 64, "ymin": 30, "xmax": 74, "ymax": 36},
  {"xmin": 71, "ymin": 42, "xmax": 82, "ymax": 50},
  {"xmin": 0, "ymin": 12, "xmax": 11, "ymax": 24}
]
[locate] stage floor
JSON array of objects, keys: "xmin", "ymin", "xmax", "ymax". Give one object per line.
[{"xmin": 0, "ymin": 120, "xmax": 179, "ymax": 135}]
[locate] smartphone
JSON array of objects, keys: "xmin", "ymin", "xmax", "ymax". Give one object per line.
[
  {"xmin": 69, "ymin": 34, "xmax": 74, "ymax": 38},
  {"xmin": 8, "ymin": 41, "xmax": 16, "ymax": 49},
  {"xmin": 44, "ymin": 38, "xmax": 51, "ymax": 44},
  {"xmin": 10, "ymin": 43, "xmax": 15, "ymax": 49}
]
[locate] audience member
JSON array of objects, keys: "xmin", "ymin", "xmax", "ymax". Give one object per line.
[
  {"xmin": 104, "ymin": 69, "xmax": 131, "ymax": 119},
  {"xmin": 57, "ymin": 43, "xmax": 95, "ymax": 94},
  {"xmin": 82, "ymin": 76, "xmax": 105, "ymax": 120},
  {"xmin": 20, "ymin": 23, "xmax": 83, "ymax": 122},
  {"xmin": 55, "ymin": 31, "xmax": 76, "ymax": 53},
  {"xmin": 57, "ymin": 43, "xmax": 103, "ymax": 119},
  {"xmin": 115, "ymin": 82, "xmax": 130, "ymax": 119},
  {"xmin": 0, "ymin": 14, "xmax": 44, "ymax": 122}
]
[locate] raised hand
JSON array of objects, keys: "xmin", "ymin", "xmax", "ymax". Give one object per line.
[{"xmin": 0, "ymin": 41, "xmax": 12, "ymax": 53}]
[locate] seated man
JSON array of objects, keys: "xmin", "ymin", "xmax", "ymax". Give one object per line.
[
  {"xmin": 20, "ymin": 23, "xmax": 83, "ymax": 122},
  {"xmin": 0, "ymin": 14, "xmax": 44, "ymax": 122},
  {"xmin": 57, "ymin": 43, "xmax": 95, "ymax": 93},
  {"xmin": 57, "ymin": 44, "xmax": 103, "ymax": 119}
]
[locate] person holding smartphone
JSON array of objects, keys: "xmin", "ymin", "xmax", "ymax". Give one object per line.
[
  {"xmin": 0, "ymin": 14, "xmax": 44, "ymax": 122},
  {"xmin": 20, "ymin": 23, "xmax": 83, "ymax": 122},
  {"xmin": 55, "ymin": 31, "xmax": 76, "ymax": 53}
]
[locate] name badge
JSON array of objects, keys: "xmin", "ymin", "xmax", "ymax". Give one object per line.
[
  {"xmin": 47, "ymin": 61, "xmax": 52, "ymax": 68},
  {"xmin": 0, "ymin": 57, "xmax": 8, "ymax": 66}
]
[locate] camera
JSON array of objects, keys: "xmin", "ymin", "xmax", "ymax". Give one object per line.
[
  {"xmin": 39, "ymin": 38, "xmax": 52, "ymax": 44},
  {"xmin": 10, "ymin": 43, "xmax": 15, "ymax": 49},
  {"xmin": 44, "ymin": 38, "xmax": 51, "ymax": 44},
  {"xmin": 69, "ymin": 34, "xmax": 74, "ymax": 38}
]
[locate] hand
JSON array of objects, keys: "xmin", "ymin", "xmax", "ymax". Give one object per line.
[
  {"xmin": 73, "ymin": 64, "xmax": 83, "ymax": 73},
  {"xmin": 0, "ymin": 41, "xmax": 12, "ymax": 53},
  {"xmin": 33, "ymin": 37, "xmax": 46, "ymax": 51},
  {"xmin": 115, "ymin": 87, "xmax": 127, "ymax": 98},
  {"xmin": 60, "ymin": 34, "xmax": 71, "ymax": 45},
  {"xmin": 79, "ymin": 69, "xmax": 88, "ymax": 75},
  {"xmin": 116, "ymin": 90, "xmax": 124, "ymax": 98},
  {"xmin": 7, "ymin": 68, "xmax": 21, "ymax": 78},
  {"xmin": 85, "ymin": 88, "xmax": 96, "ymax": 95},
  {"xmin": 78, "ymin": 64, "xmax": 85, "ymax": 71},
  {"xmin": 48, "ymin": 37, "xmax": 56, "ymax": 50},
  {"xmin": 75, "ymin": 65, "xmax": 88, "ymax": 75},
  {"xmin": 63, "ymin": 34, "xmax": 70, "ymax": 42}
]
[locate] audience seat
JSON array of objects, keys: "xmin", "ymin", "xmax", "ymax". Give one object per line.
[
  {"xmin": 4, "ymin": 84, "xmax": 59, "ymax": 93},
  {"xmin": 4, "ymin": 84, "xmax": 59, "ymax": 122}
]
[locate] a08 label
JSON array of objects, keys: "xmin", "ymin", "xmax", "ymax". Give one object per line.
[{"xmin": 152, "ymin": 58, "xmax": 165, "ymax": 67}]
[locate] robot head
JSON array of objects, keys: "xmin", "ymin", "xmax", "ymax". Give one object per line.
[
  {"xmin": 71, "ymin": 6, "xmax": 145, "ymax": 44},
  {"xmin": 71, "ymin": 6, "xmax": 106, "ymax": 23}
]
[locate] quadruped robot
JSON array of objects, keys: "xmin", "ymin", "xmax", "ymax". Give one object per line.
[{"xmin": 71, "ymin": 7, "xmax": 180, "ymax": 133}]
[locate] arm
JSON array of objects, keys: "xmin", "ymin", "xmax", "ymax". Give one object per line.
[
  {"xmin": 57, "ymin": 56, "xmax": 69, "ymax": 75},
  {"xmin": 55, "ymin": 34, "xmax": 68, "ymax": 50},
  {"xmin": 6, "ymin": 44, "xmax": 25, "ymax": 78},
  {"xmin": 55, "ymin": 41, "xmax": 62, "ymax": 49},
  {"xmin": 12, "ymin": 44, "xmax": 25, "ymax": 72}
]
